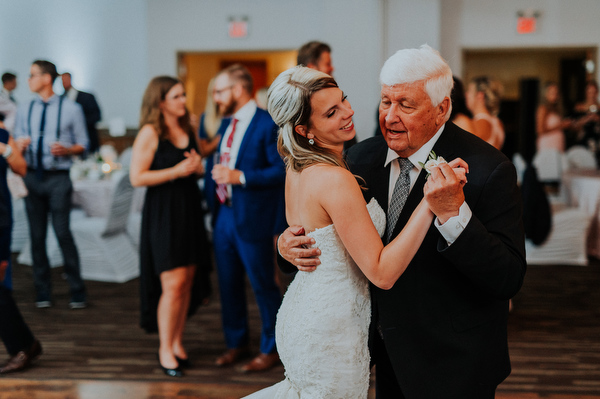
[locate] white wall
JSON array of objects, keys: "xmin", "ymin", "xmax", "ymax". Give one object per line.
[
  {"xmin": 0, "ymin": 0, "xmax": 148, "ymax": 129},
  {"xmin": 383, "ymin": 0, "xmax": 441, "ymax": 59},
  {"xmin": 2, "ymin": 0, "xmax": 599, "ymax": 136},
  {"xmin": 441, "ymin": 0, "xmax": 600, "ymax": 81},
  {"xmin": 146, "ymin": 0, "xmax": 387, "ymax": 140}
]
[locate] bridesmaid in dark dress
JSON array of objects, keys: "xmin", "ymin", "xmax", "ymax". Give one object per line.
[{"xmin": 130, "ymin": 76, "xmax": 212, "ymax": 377}]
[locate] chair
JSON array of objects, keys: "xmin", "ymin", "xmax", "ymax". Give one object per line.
[
  {"xmin": 69, "ymin": 172, "xmax": 139, "ymax": 282},
  {"xmin": 16, "ymin": 207, "xmax": 86, "ymax": 268},
  {"xmin": 118, "ymin": 146, "xmax": 133, "ymax": 168},
  {"xmin": 565, "ymin": 146, "xmax": 597, "ymax": 170},
  {"xmin": 127, "ymin": 211, "xmax": 141, "ymax": 248},
  {"xmin": 526, "ymin": 208, "xmax": 593, "ymax": 266},
  {"xmin": 533, "ymin": 149, "xmax": 567, "ymax": 183}
]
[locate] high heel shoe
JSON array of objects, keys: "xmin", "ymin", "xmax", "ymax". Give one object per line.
[
  {"xmin": 175, "ymin": 356, "xmax": 191, "ymax": 369},
  {"xmin": 157, "ymin": 353, "xmax": 183, "ymax": 377}
]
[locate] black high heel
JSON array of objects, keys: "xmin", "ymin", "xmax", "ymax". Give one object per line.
[
  {"xmin": 157, "ymin": 353, "xmax": 183, "ymax": 377},
  {"xmin": 175, "ymin": 356, "xmax": 191, "ymax": 369}
]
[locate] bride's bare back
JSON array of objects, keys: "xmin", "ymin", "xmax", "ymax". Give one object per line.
[{"xmin": 285, "ymin": 162, "xmax": 434, "ymax": 290}]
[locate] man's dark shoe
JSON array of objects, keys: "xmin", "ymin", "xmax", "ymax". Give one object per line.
[
  {"xmin": 0, "ymin": 339, "xmax": 42, "ymax": 374},
  {"xmin": 215, "ymin": 347, "xmax": 251, "ymax": 367}
]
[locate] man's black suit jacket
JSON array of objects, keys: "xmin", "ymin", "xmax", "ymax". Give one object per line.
[
  {"xmin": 73, "ymin": 91, "xmax": 101, "ymax": 153},
  {"xmin": 346, "ymin": 122, "xmax": 526, "ymax": 398}
]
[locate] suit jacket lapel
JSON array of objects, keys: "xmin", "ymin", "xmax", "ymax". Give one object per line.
[
  {"xmin": 391, "ymin": 124, "xmax": 459, "ymax": 236},
  {"xmin": 359, "ymin": 143, "xmax": 390, "ymax": 211}
]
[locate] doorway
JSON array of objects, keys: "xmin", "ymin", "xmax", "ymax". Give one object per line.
[{"xmin": 177, "ymin": 50, "xmax": 297, "ymax": 119}]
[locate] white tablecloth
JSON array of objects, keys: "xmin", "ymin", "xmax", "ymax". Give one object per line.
[
  {"xmin": 561, "ymin": 169, "xmax": 600, "ymax": 258},
  {"xmin": 72, "ymin": 177, "xmax": 145, "ymax": 217},
  {"xmin": 10, "ymin": 174, "xmax": 145, "ymax": 253}
]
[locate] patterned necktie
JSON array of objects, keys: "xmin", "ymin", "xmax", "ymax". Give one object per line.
[
  {"xmin": 36, "ymin": 102, "xmax": 48, "ymax": 180},
  {"xmin": 385, "ymin": 158, "xmax": 413, "ymax": 243},
  {"xmin": 216, "ymin": 118, "xmax": 239, "ymax": 204}
]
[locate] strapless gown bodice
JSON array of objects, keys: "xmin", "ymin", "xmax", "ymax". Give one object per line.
[{"xmin": 244, "ymin": 198, "xmax": 385, "ymax": 399}]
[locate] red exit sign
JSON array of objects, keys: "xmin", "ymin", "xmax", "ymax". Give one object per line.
[{"xmin": 517, "ymin": 16, "xmax": 537, "ymax": 34}]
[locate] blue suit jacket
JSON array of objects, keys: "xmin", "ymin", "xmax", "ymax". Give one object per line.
[
  {"xmin": 206, "ymin": 107, "xmax": 286, "ymax": 242},
  {"xmin": 199, "ymin": 114, "xmax": 230, "ymax": 214}
]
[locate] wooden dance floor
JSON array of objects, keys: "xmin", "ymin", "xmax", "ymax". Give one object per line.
[{"xmin": 1, "ymin": 255, "xmax": 599, "ymax": 398}]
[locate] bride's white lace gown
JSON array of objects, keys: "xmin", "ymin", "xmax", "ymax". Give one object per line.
[{"xmin": 244, "ymin": 199, "xmax": 385, "ymax": 399}]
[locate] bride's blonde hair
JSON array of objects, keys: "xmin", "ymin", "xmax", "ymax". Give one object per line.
[{"xmin": 267, "ymin": 66, "xmax": 347, "ymax": 172}]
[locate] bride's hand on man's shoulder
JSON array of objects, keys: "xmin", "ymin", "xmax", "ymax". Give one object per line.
[{"xmin": 279, "ymin": 225, "xmax": 321, "ymax": 272}]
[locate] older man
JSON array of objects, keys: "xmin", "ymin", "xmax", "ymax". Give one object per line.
[{"xmin": 279, "ymin": 45, "xmax": 526, "ymax": 398}]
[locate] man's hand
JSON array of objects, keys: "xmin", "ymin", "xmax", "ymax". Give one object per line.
[
  {"xmin": 212, "ymin": 164, "xmax": 243, "ymax": 185},
  {"xmin": 15, "ymin": 137, "xmax": 31, "ymax": 154},
  {"xmin": 50, "ymin": 142, "xmax": 72, "ymax": 157},
  {"xmin": 278, "ymin": 225, "xmax": 321, "ymax": 272},
  {"xmin": 424, "ymin": 159, "xmax": 467, "ymax": 224}
]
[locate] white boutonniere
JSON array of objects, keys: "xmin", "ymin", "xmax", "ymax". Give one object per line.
[{"xmin": 418, "ymin": 150, "xmax": 447, "ymax": 178}]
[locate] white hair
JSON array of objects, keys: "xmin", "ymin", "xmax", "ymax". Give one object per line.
[{"xmin": 380, "ymin": 44, "xmax": 453, "ymax": 118}]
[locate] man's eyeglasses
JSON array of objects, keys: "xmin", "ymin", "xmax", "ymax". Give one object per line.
[{"xmin": 213, "ymin": 85, "xmax": 234, "ymax": 96}]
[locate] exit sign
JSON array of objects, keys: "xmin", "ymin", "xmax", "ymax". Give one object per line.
[
  {"xmin": 517, "ymin": 16, "xmax": 536, "ymax": 34},
  {"xmin": 229, "ymin": 18, "xmax": 248, "ymax": 38}
]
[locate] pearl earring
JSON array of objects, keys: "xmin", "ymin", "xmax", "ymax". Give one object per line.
[{"xmin": 309, "ymin": 138, "xmax": 315, "ymax": 145}]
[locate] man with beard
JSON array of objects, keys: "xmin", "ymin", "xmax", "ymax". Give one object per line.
[{"xmin": 208, "ymin": 64, "xmax": 286, "ymax": 372}]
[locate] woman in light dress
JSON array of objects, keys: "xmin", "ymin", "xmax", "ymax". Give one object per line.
[
  {"xmin": 465, "ymin": 76, "xmax": 505, "ymax": 150},
  {"xmin": 536, "ymin": 82, "xmax": 572, "ymax": 153},
  {"xmin": 243, "ymin": 66, "xmax": 467, "ymax": 398}
]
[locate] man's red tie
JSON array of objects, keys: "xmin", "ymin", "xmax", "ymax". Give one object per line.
[{"xmin": 216, "ymin": 118, "xmax": 238, "ymax": 204}]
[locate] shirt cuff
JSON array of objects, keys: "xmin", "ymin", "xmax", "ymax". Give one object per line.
[
  {"xmin": 239, "ymin": 171, "xmax": 246, "ymax": 186},
  {"xmin": 434, "ymin": 201, "xmax": 472, "ymax": 246}
]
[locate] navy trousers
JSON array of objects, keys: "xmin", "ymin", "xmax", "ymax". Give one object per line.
[{"xmin": 213, "ymin": 205, "xmax": 281, "ymax": 354}]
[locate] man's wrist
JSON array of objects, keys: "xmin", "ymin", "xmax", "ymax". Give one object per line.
[{"xmin": 2, "ymin": 145, "xmax": 13, "ymax": 159}]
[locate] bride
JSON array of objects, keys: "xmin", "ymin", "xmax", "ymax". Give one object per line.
[{"xmin": 244, "ymin": 66, "xmax": 467, "ymax": 398}]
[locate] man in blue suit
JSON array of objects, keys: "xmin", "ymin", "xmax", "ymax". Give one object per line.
[{"xmin": 209, "ymin": 64, "xmax": 286, "ymax": 372}]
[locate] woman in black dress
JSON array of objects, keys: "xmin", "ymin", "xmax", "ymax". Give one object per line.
[{"xmin": 130, "ymin": 76, "xmax": 211, "ymax": 377}]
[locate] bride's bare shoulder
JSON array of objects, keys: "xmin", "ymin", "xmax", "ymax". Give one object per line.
[
  {"xmin": 302, "ymin": 163, "xmax": 353, "ymax": 179},
  {"xmin": 300, "ymin": 164, "xmax": 360, "ymax": 195}
]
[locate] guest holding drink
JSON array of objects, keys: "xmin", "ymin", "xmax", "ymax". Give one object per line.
[
  {"xmin": 536, "ymin": 82, "xmax": 572, "ymax": 153},
  {"xmin": 130, "ymin": 76, "xmax": 212, "ymax": 377}
]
